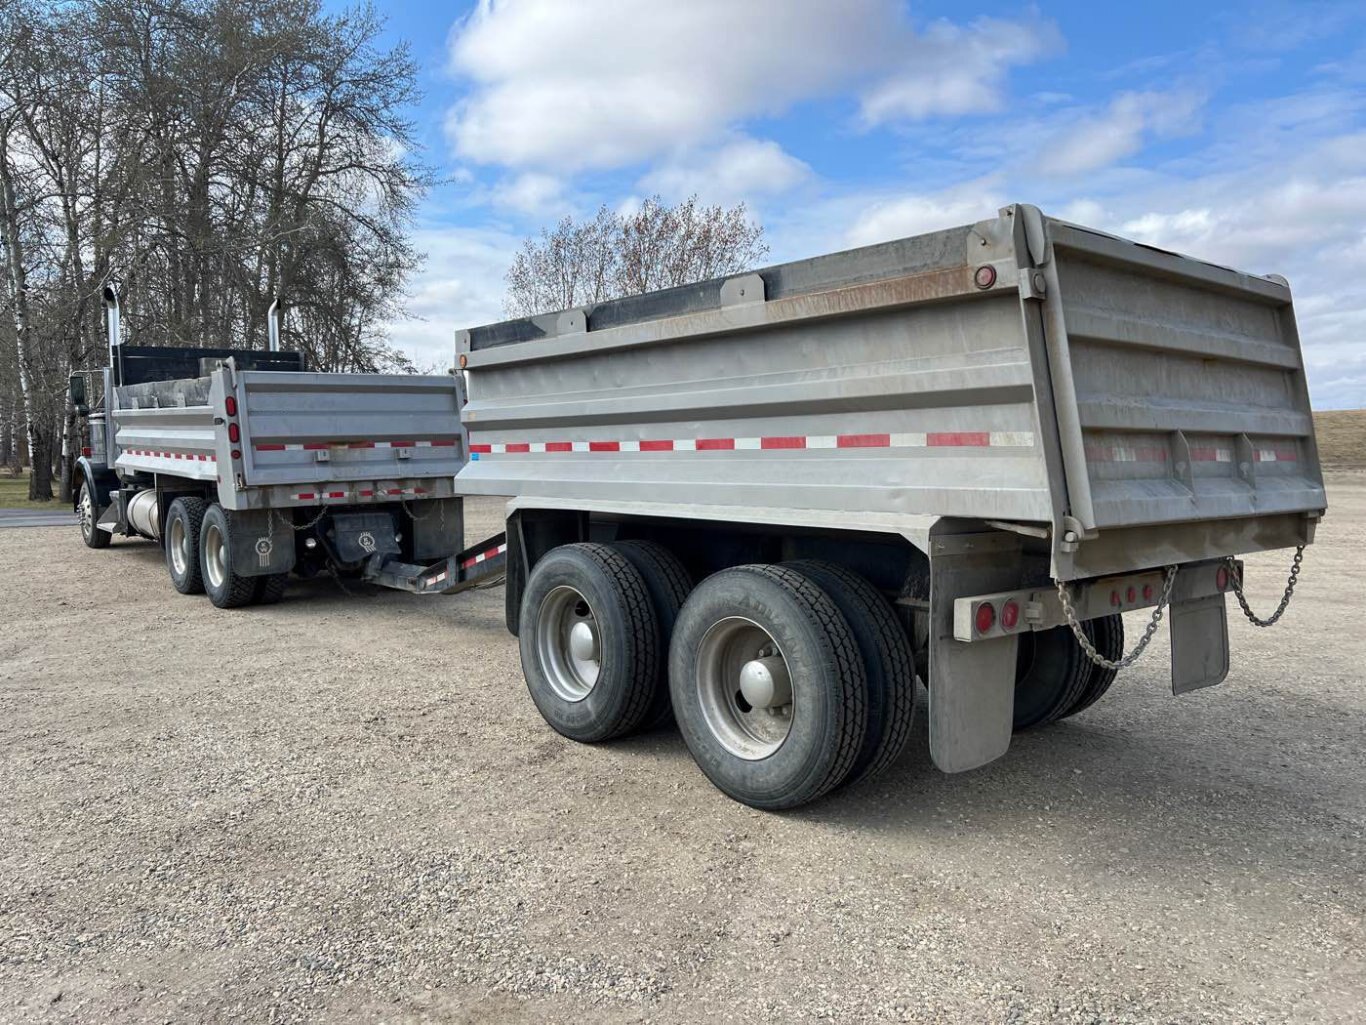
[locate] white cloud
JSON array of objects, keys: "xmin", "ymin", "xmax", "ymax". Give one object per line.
[
  {"xmin": 489, "ymin": 172, "xmax": 565, "ymax": 215},
  {"xmin": 639, "ymin": 137, "xmax": 811, "ymax": 204},
  {"xmin": 445, "ymin": 1, "xmax": 1056, "ymax": 173},
  {"xmin": 1037, "ymin": 90, "xmax": 1205, "ymax": 175},
  {"xmin": 858, "ymin": 16, "xmax": 1063, "ymax": 125},
  {"xmin": 384, "ymin": 225, "xmax": 522, "ymax": 369},
  {"xmin": 844, "ymin": 181, "xmax": 1004, "ymax": 248}
]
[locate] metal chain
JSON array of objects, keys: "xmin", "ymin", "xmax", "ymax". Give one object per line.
[
  {"xmin": 272, "ymin": 506, "xmax": 329, "ymax": 532},
  {"xmin": 1056, "ymin": 564, "xmax": 1179, "ymax": 671},
  {"xmin": 1228, "ymin": 545, "xmax": 1305, "ymax": 627}
]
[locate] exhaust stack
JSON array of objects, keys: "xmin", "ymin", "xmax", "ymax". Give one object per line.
[{"xmin": 267, "ymin": 297, "xmax": 281, "ymax": 352}]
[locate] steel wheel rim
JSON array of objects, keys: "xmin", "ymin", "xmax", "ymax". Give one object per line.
[
  {"xmin": 79, "ymin": 488, "xmax": 93, "ymax": 541},
  {"xmin": 169, "ymin": 516, "xmax": 189, "ymax": 575},
  {"xmin": 535, "ymin": 585, "xmax": 602, "ymax": 702},
  {"xmin": 696, "ymin": 616, "xmax": 793, "ymax": 760},
  {"xmin": 204, "ymin": 522, "xmax": 227, "ymax": 590}
]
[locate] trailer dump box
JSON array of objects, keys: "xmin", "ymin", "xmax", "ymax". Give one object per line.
[{"xmin": 456, "ymin": 204, "xmax": 1324, "ymax": 581}]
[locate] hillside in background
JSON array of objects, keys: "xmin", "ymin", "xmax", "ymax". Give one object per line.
[{"xmin": 1314, "ymin": 410, "xmax": 1366, "ymax": 468}]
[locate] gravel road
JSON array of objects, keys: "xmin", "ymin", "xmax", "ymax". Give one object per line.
[{"xmin": 1, "ymin": 482, "xmax": 1363, "ymax": 1024}]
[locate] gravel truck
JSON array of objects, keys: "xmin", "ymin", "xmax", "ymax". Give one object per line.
[
  {"xmin": 456, "ymin": 204, "xmax": 1325, "ymax": 809},
  {"xmin": 69, "ymin": 291, "xmax": 505, "ymax": 607}
]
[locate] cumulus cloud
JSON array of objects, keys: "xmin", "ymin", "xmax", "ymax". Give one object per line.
[
  {"xmin": 858, "ymin": 16, "xmax": 1063, "ymax": 125},
  {"xmin": 1037, "ymin": 90, "xmax": 1205, "ymax": 175},
  {"xmin": 445, "ymin": 0, "xmax": 1056, "ymax": 173},
  {"xmin": 489, "ymin": 171, "xmax": 565, "ymax": 215},
  {"xmin": 845, "ymin": 182, "xmax": 1004, "ymax": 247},
  {"xmin": 639, "ymin": 137, "xmax": 812, "ymax": 204}
]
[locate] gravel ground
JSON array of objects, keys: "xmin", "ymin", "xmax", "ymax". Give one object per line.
[{"xmin": 1, "ymin": 483, "xmax": 1363, "ymax": 1024}]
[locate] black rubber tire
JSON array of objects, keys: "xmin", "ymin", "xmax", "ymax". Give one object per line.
[
  {"xmin": 518, "ymin": 543, "xmax": 660, "ymax": 743},
  {"xmin": 783, "ymin": 560, "xmax": 918, "ymax": 787},
  {"xmin": 78, "ymin": 482, "xmax": 110, "ymax": 549},
  {"xmin": 199, "ymin": 503, "xmax": 259, "ymax": 609},
  {"xmin": 669, "ymin": 565, "xmax": 868, "ymax": 810},
  {"xmin": 164, "ymin": 497, "xmax": 207, "ymax": 594},
  {"xmin": 1057, "ymin": 614, "xmax": 1124, "ymax": 719},
  {"xmin": 1012, "ymin": 619, "xmax": 1110, "ymax": 731},
  {"xmin": 254, "ymin": 573, "xmax": 290, "ymax": 605},
  {"xmin": 611, "ymin": 540, "xmax": 693, "ymax": 729}
]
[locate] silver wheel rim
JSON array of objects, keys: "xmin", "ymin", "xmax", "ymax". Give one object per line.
[
  {"xmin": 697, "ymin": 616, "xmax": 794, "ymax": 760},
  {"xmin": 204, "ymin": 521, "xmax": 227, "ymax": 590},
  {"xmin": 535, "ymin": 585, "xmax": 601, "ymax": 701},
  {"xmin": 79, "ymin": 488, "xmax": 93, "ymax": 540},
  {"xmin": 169, "ymin": 516, "xmax": 189, "ymax": 576}
]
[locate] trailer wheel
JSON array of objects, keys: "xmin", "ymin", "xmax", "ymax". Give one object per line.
[
  {"xmin": 518, "ymin": 543, "xmax": 660, "ymax": 743},
  {"xmin": 164, "ymin": 497, "xmax": 207, "ymax": 594},
  {"xmin": 254, "ymin": 573, "xmax": 289, "ymax": 605},
  {"xmin": 1012, "ymin": 619, "xmax": 1110, "ymax": 731},
  {"xmin": 669, "ymin": 565, "xmax": 867, "ymax": 810},
  {"xmin": 199, "ymin": 504, "xmax": 258, "ymax": 609},
  {"xmin": 783, "ymin": 560, "xmax": 917, "ymax": 788},
  {"xmin": 78, "ymin": 482, "xmax": 110, "ymax": 549},
  {"xmin": 1057, "ymin": 614, "xmax": 1124, "ymax": 719},
  {"xmin": 611, "ymin": 540, "xmax": 693, "ymax": 729}
]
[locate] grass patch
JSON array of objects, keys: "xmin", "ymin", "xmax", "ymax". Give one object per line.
[{"xmin": 0, "ymin": 471, "xmax": 64, "ymax": 510}]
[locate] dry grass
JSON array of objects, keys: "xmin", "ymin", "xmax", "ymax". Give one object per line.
[{"xmin": 1314, "ymin": 410, "xmax": 1366, "ymax": 469}]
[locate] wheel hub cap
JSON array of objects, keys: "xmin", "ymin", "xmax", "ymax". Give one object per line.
[
  {"xmin": 569, "ymin": 620, "xmax": 599, "ymax": 662},
  {"xmin": 697, "ymin": 617, "xmax": 794, "ymax": 760},
  {"xmin": 738, "ymin": 656, "xmax": 792, "ymax": 709}
]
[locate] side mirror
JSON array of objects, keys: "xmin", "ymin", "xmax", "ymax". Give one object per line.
[{"xmin": 68, "ymin": 373, "xmax": 88, "ymax": 415}]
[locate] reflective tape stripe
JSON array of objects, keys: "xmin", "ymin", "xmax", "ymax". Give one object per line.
[
  {"xmin": 468, "ymin": 431, "xmax": 1034, "ymax": 454},
  {"xmin": 257, "ymin": 439, "xmax": 456, "ymax": 451},
  {"xmin": 460, "ymin": 542, "xmax": 508, "ymax": 570}
]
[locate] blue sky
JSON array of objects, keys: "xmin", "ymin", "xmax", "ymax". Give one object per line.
[{"xmin": 338, "ymin": 0, "xmax": 1366, "ymax": 408}]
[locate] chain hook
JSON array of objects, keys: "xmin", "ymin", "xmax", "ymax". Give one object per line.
[{"xmin": 1056, "ymin": 565, "xmax": 1179, "ymax": 671}]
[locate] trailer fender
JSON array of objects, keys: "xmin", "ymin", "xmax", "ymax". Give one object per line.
[{"xmin": 927, "ymin": 522, "xmax": 1024, "ymax": 773}]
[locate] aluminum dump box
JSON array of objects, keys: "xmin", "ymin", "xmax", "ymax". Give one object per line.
[{"xmin": 455, "ymin": 204, "xmax": 1325, "ymax": 581}]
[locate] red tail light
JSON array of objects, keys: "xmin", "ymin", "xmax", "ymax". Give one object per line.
[
  {"xmin": 1216, "ymin": 565, "xmax": 1229, "ymax": 591},
  {"xmin": 81, "ymin": 446, "xmax": 91, "ymax": 458},
  {"xmin": 227, "ymin": 423, "xmax": 240, "ymax": 443},
  {"xmin": 974, "ymin": 602, "xmax": 996, "ymax": 634},
  {"xmin": 224, "ymin": 396, "xmax": 238, "ymax": 417},
  {"xmin": 1001, "ymin": 600, "xmax": 1020, "ymax": 629}
]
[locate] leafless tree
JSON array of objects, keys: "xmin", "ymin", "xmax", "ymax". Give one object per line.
[
  {"xmin": 504, "ymin": 195, "xmax": 768, "ymax": 318},
  {"xmin": 0, "ymin": 0, "xmax": 431, "ymax": 501}
]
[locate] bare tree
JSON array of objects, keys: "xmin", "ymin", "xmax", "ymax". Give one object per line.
[{"xmin": 504, "ymin": 195, "xmax": 768, "ymax": 318}]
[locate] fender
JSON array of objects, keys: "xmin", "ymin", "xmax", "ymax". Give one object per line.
[{"xmin": 72, "ymin": 455, "xmax": 118, "ymax": 516}]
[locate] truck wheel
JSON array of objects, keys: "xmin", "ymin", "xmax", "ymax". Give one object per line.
[
  {"xmin": 783, "ymin": 560, "xmax": 917, "ymax": 787},
  {"xmin": 1012, "ymin": 620, "xmax": 1107, "ymax": 731},
  {"xmin": 518, "ymin": 543, "xmax": 660, "ymax": 743},
  {"xmin": 254, "ymin": 573, "xmax": 289, "ymax": 605},
  {"xmin": 611, "ymin": 540, "xmax": 693, "ymax": 729},
  {"xmin": 164, "ymin": 497, "xmax": 207, "ymax": 594},
  {"xmin": 199, "ymin": 504, "xmax": 259, "ymax": 609},
  {"xmin": 1057, "ymin": 614, "xmax": 1124, "ymax": 719},
  {"xmin": 669, "ymin": 565, "xmax": 867, "ymax": 810},
  {"xmin": 78, "ymin": 482, "xmax": 110, "ymax": 549}
]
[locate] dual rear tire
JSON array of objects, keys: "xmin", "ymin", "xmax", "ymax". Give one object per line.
[
  {"xmin": 518, "ymin": 544, "xmax": 917, "ymax": 809},
  {"xmin": 164, "ymin": 499, "xmax": 288, "ymax": 609}
]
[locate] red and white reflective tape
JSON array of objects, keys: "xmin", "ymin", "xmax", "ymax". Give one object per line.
[
  {"xmin": 1087, "ymin": 444, "xmax": 1299, "ymax": 465},
  {"xmin": 288, "ymin": 486, "xmax": 429, "ymax": 503},
  {"xmin": 1086, "ymin": 444, "xmax": 1170, "ymax": 463},
  {"xmin": 123, "ymin": 448, "xmax": 216, "ymax": 463},
  {"xmin": 256, "ymin": 439, "xmax": 457, "ymax": 452},
  {"xmin": 469, "ymin": 431, "xmax": 1033, "ymax": 455},
  {"xmin": 460, "ymin": 542, "xmax": 507, "ymax": 569}
]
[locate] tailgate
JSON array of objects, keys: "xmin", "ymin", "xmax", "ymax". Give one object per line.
[
  {"xmin": 1041, "ymin": 215, "xmax": 1326, "ymax": 535},
  {"xmin": 237, "ymin": 371, "xmax": 465, "ymax": 488}
]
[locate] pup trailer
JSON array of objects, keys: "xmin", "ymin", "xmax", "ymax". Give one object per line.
[
  {"xmin": 70, "ymin": 204, "xmax": 1324, "ymax": 811},
  {"xmin": 456, "ymin": 204, "xmax": 1324, "ymax": 809}
]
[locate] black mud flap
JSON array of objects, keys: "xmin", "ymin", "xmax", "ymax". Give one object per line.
[
  {"xmin": 327, "ymin": 512, "xmax": 401, "ymax": 564},
  {"xmin": 228, "ymin": 507, "xmax": 296, "ymax": 577}
]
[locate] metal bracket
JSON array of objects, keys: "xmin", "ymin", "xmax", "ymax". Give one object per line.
[
  {"xmin": 1018, "ymin": 268, "xmax": 1047, "ymax": 300},
  {"xmin": 720, "ymin": 273, "xmax": 765, "ymax": 307}
]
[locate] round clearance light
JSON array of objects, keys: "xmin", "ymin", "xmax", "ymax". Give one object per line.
[
  {"xmin": 1126, "ymin": 585, "xmax": 1137, "ymax": 604},
  {"xmin": 1142, "ymin": 583, "xmax": 1154, "ymax": 601},
  {"xmin": 1001, "ymin": 600, "xmax": 1020, "ymax": 630},
  {"xmin": 974, "ymin": 265, "xmax": 998, "ymax": 289},
  {"xmin": 975, "ymin": 602, "xmax": 996, "ymax": 634},
  {"xmin": 1110, "ymin": 590, "xmax": 1121, "ymax": 607},
  {"xmin": 1216, "ymin": 565, "xmax": 1229, "ymax": 591},
  {"xmin": 458, "ymin": 354, "xmax": 469, "ymax": 369},
  {"xmin": 227, "ymin": 422, "xmax": 240, "ymax": 444}
]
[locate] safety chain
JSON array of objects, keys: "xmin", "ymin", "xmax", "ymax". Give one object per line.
[
  {"xmin": 272, "ymin": 506, "xmax": 329, "ymax": 532},
  {"xmin": 1228, "ymin": 545, "xmax": 1305, "ymax": 627},
  {"xmin": 1056, "ymin": 564, "xmax": 1179, "ymax": 671}
]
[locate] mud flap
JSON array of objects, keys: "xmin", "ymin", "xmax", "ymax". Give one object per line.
[
  {"xmin": 1169, "ymin": 593, "xmax": 1229, "ymax": 694},
  {"xmin": 228, "ymin": 507, "xmax": 295, "ymax": 577},
  {"xmin": 928, "ymin": 524, "xmax": 1023, "ymax": 773}
]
